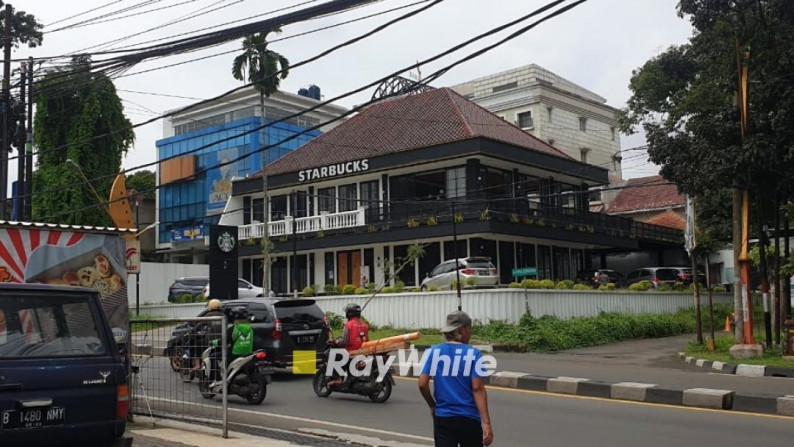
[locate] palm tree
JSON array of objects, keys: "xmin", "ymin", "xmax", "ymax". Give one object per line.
[{"xmin": 232, "ymin": 28, "xmax": 290, "ymax": 295}]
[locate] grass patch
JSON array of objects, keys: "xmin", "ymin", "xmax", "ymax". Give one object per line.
[{"xmin": 685, "ymin": 335, "xmax": 794, "ymax": 369}]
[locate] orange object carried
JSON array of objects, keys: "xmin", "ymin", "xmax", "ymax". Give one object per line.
[{"xmin": 347, "ymin": 332, "xmax": 422, "ymax": 356}]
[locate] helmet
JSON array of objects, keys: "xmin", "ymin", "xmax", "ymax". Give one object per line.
[
  {"xmin": 344, "ymin": 303, "xmax": 361, "ymax": 319},
  {"xmin": 229, "ymin": 306, "xmax": 248, "ymax": 321},
  {"xmin": 207, "ymin": 299, "xmax": 222, "ymax": 310}
]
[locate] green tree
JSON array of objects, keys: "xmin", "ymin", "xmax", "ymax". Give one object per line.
[
  {"xmin": 0, "ymin": 1, "xmax": 43, "ymax": 48},
  {"xmin": 126, "ymin": 170, "xmax": 155, "ymax": 199},
  {"xmin": 33, "ymin": 56, "xmax": 135, "ymax": 226},
  {"xmin": 231, "ymin": 29, "xmax": 290, "ymax": 293}
]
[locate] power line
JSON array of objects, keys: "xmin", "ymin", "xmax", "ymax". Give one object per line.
[
  {"xmin": 32, "ymin": 0, "xmax": 588, "ymax": 222},
  {"xmin": 48, "ymin": 0, "xmax": 168, "ymax": 33},
  {"xmin": 44, "ymin": 0, "xmax": 127, "ymax": 28}
]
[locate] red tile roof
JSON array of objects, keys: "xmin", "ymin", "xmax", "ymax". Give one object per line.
[
  {"xmin": 645, "ymin": 209, "xmax": 686, "ymax": 230},
  {"xmin": 607, "ymin": 175, "xmax": 685, "ymax": 214},
  {"xmin": 255, "ymin": 88, "xmax": 571, "ymax": 177}
]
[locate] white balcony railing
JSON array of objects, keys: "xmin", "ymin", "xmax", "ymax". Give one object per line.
[{"xmin": 238, "ymin": 208, "xmax": 366, "ymax": 240}]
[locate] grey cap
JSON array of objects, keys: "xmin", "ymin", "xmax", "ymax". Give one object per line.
[{"xmin": 441, "ymin": 310, "xmax": 472, "ymax": 333}]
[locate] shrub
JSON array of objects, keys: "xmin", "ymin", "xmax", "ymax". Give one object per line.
[
  {"xmin": 335, "ymin": 285, "xmax": 345, "ymax": 294},
  {"xmin": 672, "ymin": 281, "xmax": 686, "ymax": 291},
  {"xmin": 573, "ymin": 284, "xmax": 591, "ymax": 291},
  {"xmin": 355, "ymin": 287, "xmax": 368, "ymax": 295},
  {"xmin": 451, "ymin": 279, "xmax": 459, "ymax": 290},
  {"xmin": 428, "ymin": 285, "xmax": 439, "ymax": 292},
  {"xmin": 325, "ymin": 312, "xmax": 344, "ymax": 331},
  {"xmin": 556, "ymin": 280, "xmax": 574, "ymax": 289},
  {"xmin": 175, "ymin": 293, "xmax": 193, "ymax": 304},
  {"xmin": 324, "ymin": 284, "xmax": 336, "ymax": 294},
  {"xmin": 394, "ymin": 280, "xmax": 405, "ymax": 293},
  {"xmin": 657, "ymin": 283, "xmax": 672, "ymax": 292},
  {"xmin": 555, "ymin": 281, "xmax": 569, "ymax": 290},
  {"xmin": 689, "ymin": 282, "xmax": 707, "ymax": 292},
  {"xmin": 712, "ymin": 285, "xmax": 726, "ymax": 293},
  {"xmin": 509, "ymin": 282, "xmax": 522, "ymax": 288},
  {"xmin": 382, "ymin": 286, "xmax": 396, "ymax": 294},
  {"xmin": 629, "ymin": 280, "xmax": 652, "ymax": 291},
  {"xmin": 194, "ymin": 293, "xmax": 207, "ymax": 302},
  {"xmin": 539, "ymin": 279, "xmax": 556, "ymax": 289},
  {"xmin": 342, "ymin": 284, "xmax": 357, "ymax": 295},
  {"xmin": 598, "ymin": 283, "xmax": 617, "ymax": 291},
  {"xmin": 366, "ymin": 282, "xmax": 377, "ymax": 291},
  {"xmin": 466, "ymin": 277, "xmax": 478, "ymax": 287},
  {"xmin": 302, "ymin": 286, "xmax": 315, "ymax": 297},
  {"xmin": 521, "ymin": 279, "xmax": 541, "ymax": 289}
]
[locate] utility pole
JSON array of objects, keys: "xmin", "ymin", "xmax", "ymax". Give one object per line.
[
  {"xmin": 758, "ymin": 206, "xmax": 772, "ymax": 348},
  {"xmin": 735, "ymin": 39, "xmax": 756, "ymax": 346},
  {"xmin": 260, "ymin": 98, "xmax": 270, "ymax": 297},
  {"xmin": 17, "ymin": 63, "xmax": 25, "ymax": 220},
  {"xmin": 24, "ymin": 58, "xmax": 33, "ymax": 221},
  {"xmin": 1, "ymin": 4, "xmax": 12, "ymax": 220},
  {"xmin": 291, "ymin": 190, "xmax": 298, "ymax": 298},
  {"xmin": 685, "ymin": 195, "xmax": 702, "ymax": 344}
]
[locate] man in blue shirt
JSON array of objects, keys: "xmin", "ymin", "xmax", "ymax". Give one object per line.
[{"xmin": 418, "ymin": 311, "xmax": 493, "ymax": 447}]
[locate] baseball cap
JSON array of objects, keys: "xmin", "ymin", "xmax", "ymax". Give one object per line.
[{"xmin": 441, "ymin": 310, "xmax": 472, "ymax": 333}]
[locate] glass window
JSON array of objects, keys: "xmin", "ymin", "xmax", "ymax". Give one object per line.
[
  {"xmin": 517, "ymin": 111, "xmax": 533, "ymax": 128},
  {"xmin": 318, "ymin": 187, "xmax": 336, "ymax": 214},
  {"xmin": 338, "ymin": 184, "xmax": 357, "ymax": 212},
  {"xmin": 359, "ymin": 180, "xmax": 379, "ymax": 221},
  {"xmin": 271, "ymin": 195, "xmax": 287, "ymax": 221},
  {"xmin": 445, "ymin": 167, "xmax": 466, "ymax": 198},
  {"xmin": 252, "ymin": 198, "xmax": 264, "ymax": 222},
  {"xmin": 579, "ymin": 117, "xmax": 587, "ymax": 131}
]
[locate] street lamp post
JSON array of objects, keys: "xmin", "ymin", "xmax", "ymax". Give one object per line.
[{"xmin": 451, "ymin": 198, "xmax": 462, "ymax": 311}]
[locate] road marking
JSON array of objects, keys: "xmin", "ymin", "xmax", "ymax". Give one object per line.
[
  {"xmin": 394, "ymin": 376, "xmax": 794, "ymax": 421},
  {"xmin": 142, "ymin": 396, "xmax": 434, "ymax": 442}
]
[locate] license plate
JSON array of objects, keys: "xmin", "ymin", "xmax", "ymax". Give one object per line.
[
  {"xmin": 296, "ymin": 335, "xmax": 315, "ymax": 344},
  {"xmin": 2, "ymin": 407, "xmax": 65, "ymax": 431}
]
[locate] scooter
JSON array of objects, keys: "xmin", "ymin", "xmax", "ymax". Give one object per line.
[
  {"xmin": 312, "ymin": 343, "xmax": 395, "ymax": 403},
  {"xmin": 198, "ymin": 346, "xmax": 274, "ymax": 405}
]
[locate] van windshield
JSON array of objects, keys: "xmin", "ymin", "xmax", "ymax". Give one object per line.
[
  {"xmin": 0, "ymin": 295, "xmax": 108, "ymax": 358},
  {"xmin": 275, "ymin": 302, "xmax": 324, "ymax": 323}
]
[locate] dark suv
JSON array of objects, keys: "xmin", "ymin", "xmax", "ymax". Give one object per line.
[
  {"xmin": 167, "ymin": 298, "xmax": 329, "ymax": 370},
  {"xmin": 167, "ymin": 276, "xmax": 209, "ymax": 302},
  {"xmin": 0, "ymin": 284, "xmax": 129, "ymax": 447}
]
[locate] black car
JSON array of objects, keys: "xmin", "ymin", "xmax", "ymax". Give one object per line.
[
  {"xmin": 0, "ymin": 284, "xmax": 130, "ymax": 447},
  {"xmin": 167, "ymin": 298, "xmax": 329, "ymax": 371},
  {"xmin": 167, "ymin": 276, "xmax": 209, "ymax": 302},
  {"xmin": 576, "ymin": 269, "xmax": 625, "ymax": 288}
]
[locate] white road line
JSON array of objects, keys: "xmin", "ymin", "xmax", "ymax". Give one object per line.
[{"xmin": 141, "ymin": 396, "xmax": 434, "ymax": 442}]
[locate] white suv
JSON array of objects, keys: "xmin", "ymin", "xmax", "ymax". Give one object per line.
[
  {"xmin": 420, "ymin": 257, "xmax": 499, "ymax": 291},
  {"xmin": 203, "ymin": 278, "xmax": 265, "ymax": 299}
]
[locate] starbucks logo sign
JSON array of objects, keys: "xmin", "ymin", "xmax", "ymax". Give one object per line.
[{"xmin": 217, "ymin": 231, "xmax": 236, "ymax": 253}]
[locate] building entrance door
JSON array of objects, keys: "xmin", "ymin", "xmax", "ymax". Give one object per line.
[{"xmin": 337, "ymin": 250, "xmax": 362, "ymax": 286}]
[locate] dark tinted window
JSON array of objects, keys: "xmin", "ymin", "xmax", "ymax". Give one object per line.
[
  {"xmin": 246, "ymin": 302, "xmax": 270, "ymax": 322},
  {"xmin": 465, "ymin": 259, "xmax": 494, "ymax": 269},
  {"xmin": 275, "ymin": 301, "xmax": 324, "ymax": 322},
  {"xmin": 0, "ymin": 294, "xmax": 108, "ymax": 358},
  {"xmin": 181, "ymin": 278, "xmax": 208, "ymax": 286},
  {"xmin": 656, "ymin": 269, "xmax": 678, "ymax": 281}
]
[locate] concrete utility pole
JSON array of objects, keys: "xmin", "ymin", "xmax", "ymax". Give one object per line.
[
  {"xmin": 0, "ymin": 4, "xmax": 12, "ymax": 219},
  {"xmin": 24, "ymin": 58, "xmax": 32, "ymax": 221},
  {"xmin": 17, "ymin": 63, "xmax": 25, "ymax": 220}
]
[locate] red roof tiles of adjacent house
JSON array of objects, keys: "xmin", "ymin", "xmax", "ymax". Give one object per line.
[
  {"xmin": 645, "ymin": 209, "xmax": 686, "ymax": 230},
  {"xmin": 607, "ymin": 175, "xmax": 685, "ymax": 214},
  {"xmin": 253, "ymin": 88, "xmax": 571, "ymax": 177}
]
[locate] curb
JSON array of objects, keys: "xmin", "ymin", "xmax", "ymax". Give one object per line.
[
  {"xmin": 390, "ymin": 364, "xmax": 794, "ymax": 418},
  {"xmin": 678, "ymin": 352, "xmax": 794, "ymax": 379}
]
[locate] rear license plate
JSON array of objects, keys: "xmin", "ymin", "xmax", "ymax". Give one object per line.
[
  {"xmin": 296, "ymin": 335, "xmax": 316, "ymax": 344},
  {"xmin": 2, "ymin": 407, "xmax": 65, "ymax": 430}
]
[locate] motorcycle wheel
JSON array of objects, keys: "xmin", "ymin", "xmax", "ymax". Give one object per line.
[
  {"xmin": 312, "ymin": 370, "xmax": 332, "ymax": 398},
  {"xmin": 245, "ymin": 373, "xmax": 267, "ymax": 405},
  {"xmin": 368, "ymin": 377, "xmax": 392, "ymax": 403},
  {"xmin": 198, "ymin": 368, "xmax": 215, "ymax": 399},
  {"xmin": 169, "ymin": 346, "xmax": 184, "ymax": 372}
]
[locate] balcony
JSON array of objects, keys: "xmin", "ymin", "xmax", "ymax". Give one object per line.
[{"xmin": 238, "ymin": 208, "xmax": 366, "ymax": 240}]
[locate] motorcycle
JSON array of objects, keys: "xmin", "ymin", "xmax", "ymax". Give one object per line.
[
  {"xmin": 176, "ymin": 329, "xmax": 208, "ymax": 382},
  {"xmin": 312, "ymin": 343, "xmax": 395, "ymax": 403},
  {"xmin": 198, "ymin": 347, "xmax": 274, "ymax": 405}
]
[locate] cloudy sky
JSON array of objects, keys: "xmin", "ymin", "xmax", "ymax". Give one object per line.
[{"xmin": 14, "ymin": 0, "xmax": 694, "ymax": 182}]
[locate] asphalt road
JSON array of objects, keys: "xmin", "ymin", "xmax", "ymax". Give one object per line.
[{"xmin": 134, "ymin": 359, "xmax": 794, "ymax": 446}]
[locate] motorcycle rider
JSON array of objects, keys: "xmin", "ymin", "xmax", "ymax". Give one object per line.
[
  {"xmin": 209, "ymin": 306, "xmax": 254, "ymax": 388},
  {"xmin": 328, "ymin": 303, "xmax": 369, "ymax": 387},
  {"xmin": 193, "ymin": 299, "xmax": 225, "ymax": 371}
]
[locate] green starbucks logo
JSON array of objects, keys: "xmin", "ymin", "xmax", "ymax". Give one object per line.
[{"xmin": 217, "ymin": 231, "xmax": 235, "ymax": 253}]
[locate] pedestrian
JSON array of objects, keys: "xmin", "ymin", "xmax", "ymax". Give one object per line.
[{"xmin": 418, "ymin": 310, "xmax": 493, "ymax": 447}]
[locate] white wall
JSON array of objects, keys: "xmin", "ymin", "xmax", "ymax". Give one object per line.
[{"xmin": 127, "ymin": 262, "xmax": 209, "ymax": 306}]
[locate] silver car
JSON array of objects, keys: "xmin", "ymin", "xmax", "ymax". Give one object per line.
[{"xmin": 420, "ymin": 257, "xmax": 499, "ymax": 291}]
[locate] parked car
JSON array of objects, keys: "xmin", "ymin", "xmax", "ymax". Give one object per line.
[
  {"xmin": 202, "ymin": 278, "xmax": 265, "ymax": 299},
  {"xmin": 624, "ymin": 267, "xmax": 683, "ymax": 288},
  {"xmin": 167, "ymin": 298, "xmax": 329, "ymax": 371},
  {"xmin": 0, "ymin": 284, "xmax": 130, "ymax": 446},
  {"xmin": 575, "ymin": 269, "xmax": 625, "ymax": 288},
  {"xmin": 168, "ymin": 276, "xmax": 209, "ymax": 302},
  {"xmin": 671, "ymin": 267, "xmax": 707, "ymax": 286},
  {"xmin": 420, "ymin": 257, "xmax": 499, "ymax": 291}
]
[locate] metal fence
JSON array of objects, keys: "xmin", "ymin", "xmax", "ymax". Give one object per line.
[{"xmin": 129, "ymin": 317, "xmax": 229, "ymax": 437}]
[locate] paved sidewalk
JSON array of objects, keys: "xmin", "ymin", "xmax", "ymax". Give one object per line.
[{"xmin": 129, "ymin": 420, "xmax": 328, "ymax": 447}]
